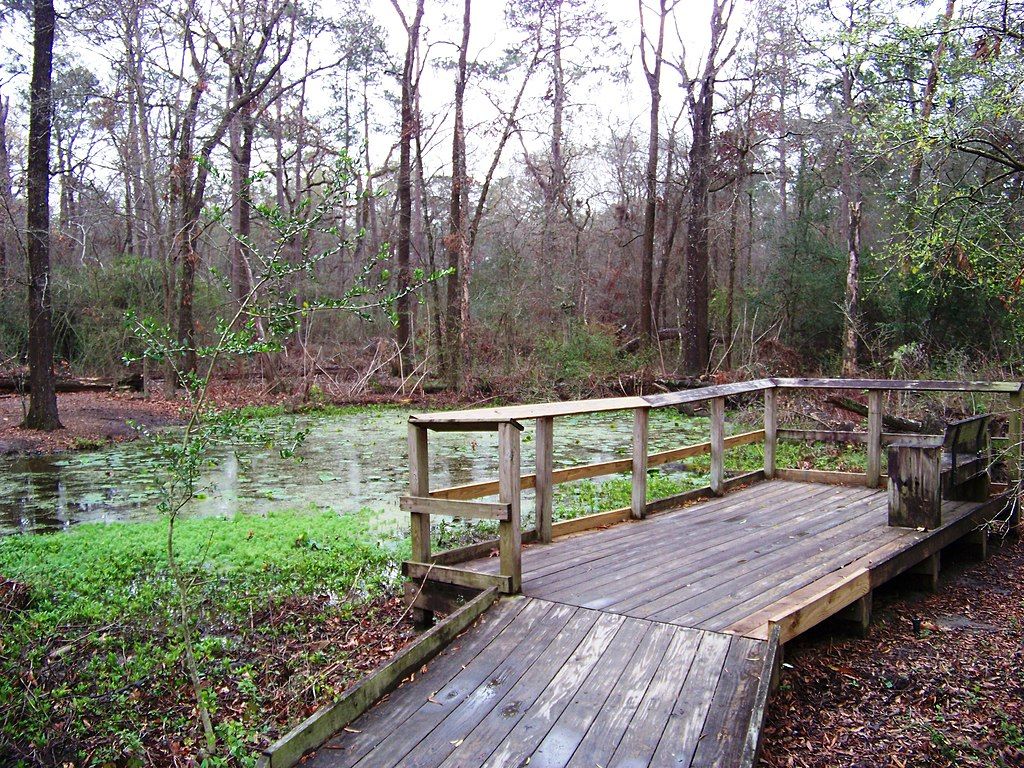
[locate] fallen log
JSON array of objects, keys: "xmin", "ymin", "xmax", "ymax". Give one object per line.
[
  {"xmin": 0, "ymin": 372, "xmax": 143, "ymax": 394},
  {"xmin": 827, "ymin": 395, "xmax": 923, "ymax": 433}
]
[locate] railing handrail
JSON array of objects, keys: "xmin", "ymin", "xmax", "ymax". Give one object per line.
[
  {"xmin": 403, "ymin": 377, "xmax": 1023, "ymax": 610},
  {"xmin": 408, "ymin": 377, "xmax": 1023, "ymax": 426}
]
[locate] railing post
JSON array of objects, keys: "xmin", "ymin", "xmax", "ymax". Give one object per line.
[
  {"xmin": 1009, "ymin": 388, "xmax": 1022, "ymax": 529},
  {"xmin": 710, "ymin": 397, "xmax": 725, "ymax": 496},
  {"xmin": 498, "ymin": 422, "xmax": 522, "ymax": 593},
  {"xmin": 632, "ymin": 407, "xmax": 649, "ymax": 519},
  {"xmin": 764, "ymin": 387, "xmax": 777, "ymax": 479},
  {"xmin": 408, "ymin": 422, "xmax": 432, "ymax": 624},
  {"xmin": 1009, "ymin": 388, "xmax": 1022, "ymax": 484},
  {"xmin": 867, "ymin": 390, "xmax": 883, "ymax": 487},
  {"xmin": 535, "ymin": 416, "xmax": 554, "ymax": 543}
]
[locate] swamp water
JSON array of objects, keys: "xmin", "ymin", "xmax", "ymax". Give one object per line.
[{"xmin": 0, "ymin": 407, "xmax": 712, "ymax": 535}]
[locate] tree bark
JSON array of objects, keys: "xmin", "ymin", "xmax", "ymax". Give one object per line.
[
  {"xmin": 394, "ymin": 0, "xmax": 424, "ymax": 373},
  {"xmin": 638, "ymin": 0, "xmax": 668, "ymax": 344},
  {"xmin": 23, "ymin": 0, "xmax": 61, "ymax": 431},
  {"xmin": 446, "ymin": 0, "xmax": 472, "ymax": 391},
  {"xmin": 0, "ymin": 95, "xmax": 15, "ymax": 288},
  {"xmin": 681, "ymin": 0, "xmax": 733, "ymax": 374},
  {"xmin": 839, "ymin": 0, "xmax": 862, "ymax": 376}
]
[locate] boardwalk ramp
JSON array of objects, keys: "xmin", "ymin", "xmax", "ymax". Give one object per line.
[{"xmin": 305, "ymin": 596, "xmax": 778, "ymax": 768}]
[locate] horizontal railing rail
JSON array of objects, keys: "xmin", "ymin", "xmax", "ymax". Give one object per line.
[{"xmin": 403, "ymin": 378, "xmax": 1023, "ymax": 616}]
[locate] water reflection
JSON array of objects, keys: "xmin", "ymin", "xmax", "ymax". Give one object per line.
[{"xmin": 0, "ymin": 407, "xmax": 708, "ymax": 534}]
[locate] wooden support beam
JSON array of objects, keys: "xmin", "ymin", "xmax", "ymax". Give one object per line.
[
  {"xmin": 764, "ymin": 388, "xmax": 777, "ymax": 480},
  {"xmin": 775, "ymin": 468, "xmax": 871, "ymax": 486},
  {"xmin": 403, "ymin": 580, "xmax": 480, "ymax": 615},
  {"xmin": 778, "ymin": 429, "xmax": 923, "ymax": 445},
  {"xmin": 408, "ymin": 423, "xmax": 431, "ymax": 626},
  {"xmin": 772, "ymin": 377, "xmax": 1023, "ymax": 393},
  {"xmin": 400, "ymin": 496, "xmax": 511, "ymax": 521},
  {"xmin": 710, "ymin": 397, "xmax": 725, "ymax": 496},
  {"xmin": 535, "ymin": 416, "xmax": 554, "ymax": 543},
  {"xmin": 836, "ymin": 591, "xmax": 872, "ymax": 637},
  {"xmin": 403, "ymin": 561, "xmax": 511, "ymax": 592},
  {"xmin": 866, "ymin": 390, "xmax": 883, "ymax": 487},
  {"xmin": 428, "ymin": 430, "xmax": 764, "ymax": 502},
  {"xmin": 498, "ymin": 422, "xmax": 522, "ymax": 593},
  {"xmin": 956, "ymin": 527, "xmax": 989, "ymax": 561},
  {"xmin": 903, "ymin": 551, "xmax": 940, "ymax": 592},
  {"xmin": 632, "ymin": 407, "xmax": 649, "ymax": 519}
]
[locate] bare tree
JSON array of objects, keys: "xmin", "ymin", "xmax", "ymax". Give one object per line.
[
  {"xmin": 392, "ymin": 0, "xmax": 425, "ymax": 374},
  {"xmin": 679, "ymin": 0, "xmax": 736, "ymax": 374},
  {"xmin": 23, "ymin": 0, "xmax": 61, "ymax": 430},
  {"xmin": 445, "ymin": 0, "xmax": 471, "ymax": 390},
  {"xmin": 637, "ymin": 0, "xmax": 672, "ymax": 344}
]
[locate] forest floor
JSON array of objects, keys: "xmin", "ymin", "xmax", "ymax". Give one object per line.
[
  {"xmin": 760, "ymin": 532, "xmax": 1024, "ymax": 768},
  {"xmin": 0, "ymin": 378, "xmax": 482, "ymax": 455},
  {"xmin": 0, "ymin": 391, "xmax": 183, "ymax": 454}
]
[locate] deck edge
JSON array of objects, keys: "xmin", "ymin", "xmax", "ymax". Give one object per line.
[
  {"xmin": 254, "ymin": 587, "xmax": 500, "ymax": 768},
  {"xmin": 739, "ymin": 624, "xmax": 782, "ymax": 768}
]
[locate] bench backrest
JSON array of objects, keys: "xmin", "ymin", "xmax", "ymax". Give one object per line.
[{"xmin": 941, "ymin": 414, "xmax": 991, "ymax": 456}]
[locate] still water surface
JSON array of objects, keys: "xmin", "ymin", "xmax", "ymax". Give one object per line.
[{"xmin": 0, "ymin": 407, "xmax": 708, "ymax": 535}]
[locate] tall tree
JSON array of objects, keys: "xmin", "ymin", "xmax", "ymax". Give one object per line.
[
  {"xmin": 23, "ymin": 0, "xmax": 61, "ymax": 430},
  {"xmin": 445, "ymin": 0, "xmax": 471, "ymax": 390},
  {"xmin": 680, "ymin": 0, "xmax": 736, "ymax": 374},
  {"xmin": 637, "ymin": 0, "xmax": 671, "ymax": 344},
  {"xmin": 392, "ymin": 0, "xmax": 425, "ymax": 374},
  {"xmin": 836, "ymin": 0, "xmax": 864, "ymax": 376}
]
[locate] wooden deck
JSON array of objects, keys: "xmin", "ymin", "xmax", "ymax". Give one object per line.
[
  {"xmin": 460, "ymin": 480, "xmax": 995, "ymax": 638},
  {"xmin": 302, "ymin": 479, "xmax": 1006, "ymax": 768},
  {"xmin": 278, "ymin": 379, "xmax": 1020, "ymax": 768},
  {"xmin": 305, "ymin": 597, "xmax": 774, "ymax": 768}
]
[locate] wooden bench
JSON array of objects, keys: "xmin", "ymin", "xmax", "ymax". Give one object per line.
[{"xmin": 887, "ymin": 414, "xmax": 992, "ymax": 529}]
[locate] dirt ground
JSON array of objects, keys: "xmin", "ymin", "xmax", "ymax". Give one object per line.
[
  {"xmin": 759, "ymin": 531, "xmax": 1024, "ymax": 768},
  {"xmin": 0, "ymin": 391, "xmax": 185, "ymax": 454}
]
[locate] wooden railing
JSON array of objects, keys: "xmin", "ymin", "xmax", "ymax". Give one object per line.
[{"xmin": 402, "ymin": 378, "xmax": 1023, "ymax": 602}]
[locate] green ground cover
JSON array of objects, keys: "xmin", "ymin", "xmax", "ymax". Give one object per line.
[{"xmin": 0, "ymin": 509, "xmax": 408, "ymax": 766}]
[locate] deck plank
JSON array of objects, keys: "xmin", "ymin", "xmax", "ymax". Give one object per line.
[
  {"xmin": 349, "ymin": 601, "xmax": 578, "ymax": 768},
  {"xmin": 646, "ymin": 630, "xmax": 734, "ymax": 767},
  {"xmin": 530, "ymin": 483, "xmax": 851, "ymax": 599}
]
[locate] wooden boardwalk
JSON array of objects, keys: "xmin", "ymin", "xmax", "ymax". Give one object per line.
[
  {"xmin": 306, "ymin": 597, "xmax": 773, "ymax": 768},
  {"xmin": 304, "ymin": 479, "xmax": 1004, "ymax": 768},
  {"xmin": 461, "ymin": 480, "xmax": 992, "ymax": 638},
  {"xmin": 276, "ymin": 379, "xmax": 1021, "ymax": 768}
]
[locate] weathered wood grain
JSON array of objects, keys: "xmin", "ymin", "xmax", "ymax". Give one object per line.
[
  {"xmin": 400, "ymin": 496, "xmax": 511, "ymax": 521},
  {"xmin": 632, "ymin": 407, "xmax": 649, "ymax": 520},
  {"xmin": 535, "ymin": 416, "xmax": 554, "ymax": 543}
]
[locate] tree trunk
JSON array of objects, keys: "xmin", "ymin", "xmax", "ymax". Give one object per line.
[
  {"xmin": 906, "ymin": 0, "xmax": 955, "ymax": 234},
  {"xmin": 445, "ymin": 0, "xmax": 472, "ymax": 391},
  {"xmin": 682, "ymin": 81, "xmax": 714, "ymax": 374},
  {"xmin": 23, "ymin": 0, "xmax": 61, "ymax": 431},
  {"xmin": 395, "ymin": 0, "xmax": 424, "ymax": 373},
  {"xmin": 0, "ymin": 95, "xmax": 15, "ymax": 288},
  {"xmin": 639, "ymin": 0, "xmax": 667, "ymax": 344},
  {"xmin": 839, "ymin": 4, "xmax": 861, "ymax": 377}
]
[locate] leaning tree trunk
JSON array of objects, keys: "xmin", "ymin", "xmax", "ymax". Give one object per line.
[{"xmin": 23, "ymin": 0, "xmax": 61, "ymax": 431}]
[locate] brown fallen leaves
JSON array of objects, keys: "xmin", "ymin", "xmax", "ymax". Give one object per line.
[{"xmin": 759, "ymin": 535, "xmax": 1024, "ymax": 768}]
